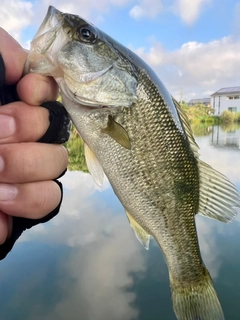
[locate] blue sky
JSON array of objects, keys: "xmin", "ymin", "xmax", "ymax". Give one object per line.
[{"xmin": 2, "ymin": 0, "xmax": 240, "ymax": 101}]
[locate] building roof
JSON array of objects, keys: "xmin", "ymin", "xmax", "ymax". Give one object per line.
[
  {"xmin": 211, "ymin": 86, "xmax": 240, "ymax": 96},
  {"xmin": 188, "ymin": 98, "xmax": 210, "ymax": 104}
]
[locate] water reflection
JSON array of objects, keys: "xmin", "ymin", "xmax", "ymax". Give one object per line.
[
  {"xmin": 195, "ymin": 125, "xmax": 240, "ymax": 185},
  {"xmin": 209, "ymin": 123, "xmax": 240, "ymax": 150},
  {"xmin": 45, "ymin": 173, "xmax": 147, "ymax": 320},
  {"xmin": 0, "ymin": 172, "xmax": 147, "ymax": 320},
  {"xmin": 0, "ymin": 125, "xmax": 240, "ymax": 319}
]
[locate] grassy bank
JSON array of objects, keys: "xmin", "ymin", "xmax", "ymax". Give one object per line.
[
  {"xmin": 180, "ymin": 102, "xmax": 220, "ymax": 125},
  {"xmin": 180, "ymin": 102, "xmax": 240, "ymax": 125},
  {"xmin": 220, "ymin": 110, "xmax": 240, "ymax": 123}
]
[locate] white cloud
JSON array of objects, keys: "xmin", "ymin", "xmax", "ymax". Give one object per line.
[
  {"xmin": 130, "ymin": 5, "xmax": 144, "ymax": 19},
  {"xmin": 134, "ymin": 36, "xmax": 240, "ymax": 101},
  {"xmin": 0, "ymin": 0, "xmax": 133, "ymax": 44},
  {"xmin": 129, "ymin": 0, "xmax": 163, "ymax": 20},
  {"xmin": 129, "ymin": 0, "xmax": 210, "ymax": 23},
  {"xmin": 32, "ymin": 0, "xmax": 132, "ymax": 27},
  {"xmin": 174, "ymin": 0, "xmax": 211, "ymax": 25},
  {"xmin": 31, "ymin": 0, "xmax": 210, "ymax": 26},
  {"xmin": 0, "ymin": 0, "xmax": 33, "ymax": 41}
]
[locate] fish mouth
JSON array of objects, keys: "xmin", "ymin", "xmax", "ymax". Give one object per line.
[
  {"xmin": 24, "ymin": 6, "xmax": 67, "ymax": 75},
  {"xmin": 31, "ymin": 6, "xmax": 63, "ymax": 54},
  {"xmin": 25, "ymin": 6, "xmax": 111, "ymax": 109}
]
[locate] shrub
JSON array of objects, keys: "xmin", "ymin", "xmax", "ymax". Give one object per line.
[{"xmin": 220, "ymin": 110, "xmax": 237, "ymax": 123}]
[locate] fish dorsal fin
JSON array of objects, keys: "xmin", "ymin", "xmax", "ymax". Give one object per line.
[
  {"xmin": 126, "ymin": 210, "xmax": 151, "ymax": 250},
  {"xmin": 172, "ymin": 98, "xmax": 199, "ymax": 156},
  {"xmin": 198, "ymin": 160, "xmax": 240, "ymax": 222},
  {"xmin": 102, "ymin": 115, "xmax": 131, "ymax": 149},
  {"xmin": 84, "ymin": 143, "xmax": 105, "ymax": 187}
]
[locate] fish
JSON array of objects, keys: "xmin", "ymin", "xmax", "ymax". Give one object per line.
[{"xmin": 25, "ymin": 6, "xmax": 240, "ymax": 320}]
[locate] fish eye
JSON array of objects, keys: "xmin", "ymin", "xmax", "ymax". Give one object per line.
[{"xmin": 77, "ymin": 25, "xmax": 97, "ymax": 43}]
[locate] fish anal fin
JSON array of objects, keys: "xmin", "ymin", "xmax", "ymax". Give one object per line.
[
  {"xmin": 84, "ymin": 143, "xmax": 104, "ymax": 187},
  {"xmin": 102, "ymin": 115, "xmax": 131, "ymax": 149},
  {"xmin": 126, "ymin": 210, "xmax": 151, "ymax": 250},
  {"xmin": 198, "ymin": 160, "xmax": 240, "ymax": 222}
]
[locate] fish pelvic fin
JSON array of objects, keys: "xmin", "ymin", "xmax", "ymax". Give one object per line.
[
  {"xmin": 171, "ymin": 269, "xmax": 224, "ymax": 320},
  {"xmin": 198, "ymin": 160, "xmax": 240, "ymax": 222},
  {"xmin": 84, "ymin": 143, "xmax": 105, "ymax": 187},
  {"xmin": 125, "ymin": 210, "xmax": 151, "ymax": 250},
  {"xmin": 102, "ymin": 115, "xmax": 131, "ymax": 149}
]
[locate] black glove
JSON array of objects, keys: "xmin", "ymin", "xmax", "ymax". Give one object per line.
[{"xmin": 0, "ymin": 54, "xmax": 71, "ymax": 260}]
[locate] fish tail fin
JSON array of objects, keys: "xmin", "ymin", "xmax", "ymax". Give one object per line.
[{"xmin": 170, "ymin": 269, "xmax": 224, "ymax": 320}]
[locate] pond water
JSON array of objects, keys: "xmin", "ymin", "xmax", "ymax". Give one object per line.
[{"xmin": 0, "ymin": 124, "xmax": 240, "ymax": 320}]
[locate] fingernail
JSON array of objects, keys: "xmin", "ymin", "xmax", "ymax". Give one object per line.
[
  {"xmin": 0, "ymin": 184, "xmax": 18, "ymax": 201},
  {"xmin": 0, "ymin": 115, "xmax": 16, "ymax": 138},
  {"xmin": 35, "ymin": 80, "xmax": 51, "ymax": 103}
]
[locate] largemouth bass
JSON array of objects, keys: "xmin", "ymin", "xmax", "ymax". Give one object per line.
[{"xmin": 25, "ymin": 6, "xmax": 240, "ymax": 319}]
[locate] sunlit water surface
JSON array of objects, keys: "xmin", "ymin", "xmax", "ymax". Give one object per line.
[{"xmin": 0, "ymin": 124, "xmax": 240, "ymax": 320}]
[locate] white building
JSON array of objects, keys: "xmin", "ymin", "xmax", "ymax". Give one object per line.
[{"xmin": 211, "ymin": 86, "xmax": 240, "ymax": 115}]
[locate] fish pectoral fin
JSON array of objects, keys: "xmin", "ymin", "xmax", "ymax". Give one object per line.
[
  {"xmin": 84, "ymin": 143, "xmax": 105, "ymax": 187},
  {"xmin": 102, "ymin": 115, "xmax": 131, "ymax": 149},
  {"xmin": 126, "ymin": 210, "xmax": 151, "ymax": 250},
  {"xmin": 198, "ymin": 160, "xmax": 240, "ymax": 222}
]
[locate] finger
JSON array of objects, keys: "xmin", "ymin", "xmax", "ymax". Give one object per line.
[
  {"xmin": 0, "ymin": 102, "xmax": 50, "ymax": 143},
  {"xmin": 0, "ymin": 181, "xmax": 62, "ymax": 219},
  {"xmin": 0, "ymin": 211, "xmax": 9, "ymax": 244},
  {"xmin": 17, "ymin": 73, "xmax": 59, "ymax": 105},
  {"xmin": 0, "ymin": 28, "xmax": 27, "ymax": 85},
  {"xmin": 0, "ymin": 143, "xmax": 68, "ymax": 183}
]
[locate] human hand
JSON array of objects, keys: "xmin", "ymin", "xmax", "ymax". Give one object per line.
[{"xmin": 0, "ymin": 28, "xmax": 69, "ymax": 252}]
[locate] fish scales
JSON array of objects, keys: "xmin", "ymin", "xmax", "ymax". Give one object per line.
[
  {"xmin": 85, "ymin": 70, "xmax": 203, "ymax": 284},
  {"xmin": 24, "ymin": 6, "xmax": 240, "ymax": 319}
]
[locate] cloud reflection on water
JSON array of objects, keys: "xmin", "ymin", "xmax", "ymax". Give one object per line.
[
  {"xmin": 1, "ymin": 128, "xmax": 240, "ymax": 319},
  {"xmin": 196, "ymin": 133, "xmax": 240, "ymax": 185},
  {"xmin": 22, "ymin": 171, "xmax": 147, "ymax": 320},
  {"xmin": 195, "ymin": 131, "xmax": 240, "ymax": 279},
  {"xmin": 196, "ymin": 216, "xmax": 223, "ymax": 279}
]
